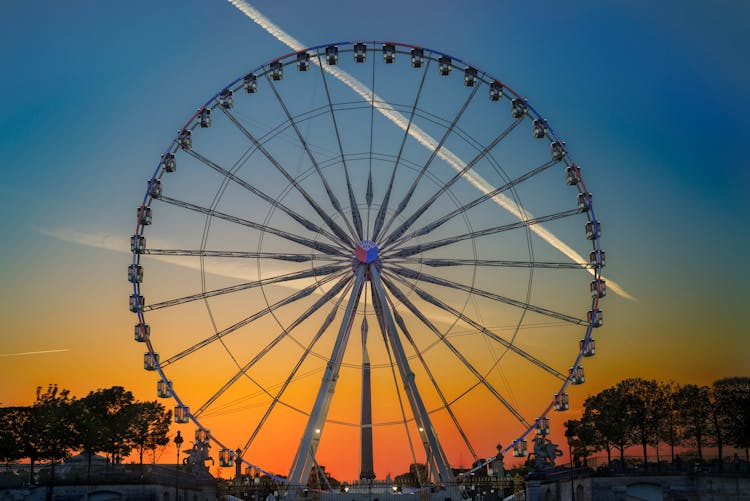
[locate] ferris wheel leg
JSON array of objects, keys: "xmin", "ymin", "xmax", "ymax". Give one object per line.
[
  {"xmin": 369, "ymin": 267, "xmax": 457, "ymax": 494},
  {"xmin": 287, "ymin": 264, "xmax": 366, "ymax": 493}
]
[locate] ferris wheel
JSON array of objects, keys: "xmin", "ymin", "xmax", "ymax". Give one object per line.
[{"xmin": 129, "ymin": 41, "xmax": 605, "ymax": 489}]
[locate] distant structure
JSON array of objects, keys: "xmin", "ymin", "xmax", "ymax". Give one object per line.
[{"xmin": 359, "ymin": 317, "xmax": 376, "ymax": 481}]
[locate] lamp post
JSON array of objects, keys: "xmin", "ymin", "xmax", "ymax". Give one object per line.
[
  {"xmin": 174, "ymin": 430, "xmax": 184, "ymax": 501},
  {"xmin": 564, "ymin": 423, "xmax": 575, "ymax": 501},
  {"xmin": 234, "ymin": 448, "xmax": 242, "ymax": 497}
]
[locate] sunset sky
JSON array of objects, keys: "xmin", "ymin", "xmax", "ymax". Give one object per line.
[{"xmin": 1, "ymin": 0, "xmax": 748, "ymax": 482}]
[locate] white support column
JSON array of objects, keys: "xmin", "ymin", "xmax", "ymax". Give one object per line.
[
  {"xmin": 287, "ymin": 264, "xmax": 366, "ymax": 489},
  {"xmin": 369, "ymin": 266, "xmax": 455, "ymax": 487}
]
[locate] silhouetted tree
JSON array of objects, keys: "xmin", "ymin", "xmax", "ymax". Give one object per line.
[
  {"xmin": 583, "ymin": 387, "xmax": 631, "ymax": 467},
  {"xmin": 712, "ymin": 377, "xmax": 750, "ymax": 466},
  {"xmin": 656, "ymin": 381, "xmax": 682, "ymax": 462},
  {"xmin": 677, "ymin": 384, "xmax": 711, "ymax": 463},
  {"xmin": 129, "ymin": 400, "xmax": 171, "ymax": 466},
  {"xmin": 70, "ymin": 392, "xmax": 108, "ymax": 480},
  {"xmin": 619, "ymin": 378, "xmax": 662, "ymax": 471},
  {"xmin": 707, "ymin": 380, "xmax": 734, "ymax": 471},
  {"xmin": 85, "ymin": 386, "xmax": 136, "ymax": 467},
  {"xmin": 0, "ymin": 407, "xmax": 25, "ymax": 469},
  {"xmin": 563, "ymin": 419, "xmax": 597, "ymax": 462},
  {"xmin": 32, "ymin": 384, "xmax": 76, "ymax": 492}
]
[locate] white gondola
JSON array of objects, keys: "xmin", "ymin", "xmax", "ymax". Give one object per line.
[
  {"xmin": 129, "ymin": 294, "xmax": 144, "ymax": 313},
  {"xmin": 138, "ymin": 206, "xmax": 152, "ymax": 225},
  {"xmin": 134, "ymin": 323, "xmax": 150, "ymax": 342},
  {"xmin": 410, "ymin": 48, "xmax": 424, "ymax": 68},
  {"xmin": 144, "ymin": 352, "xmax": 159, "ymax": 371},
  {"xmin": 589, "ymin": 250, "xmax": 605, "ymax": 268},
  {"xmin": 382, "ymin": 43, "xmax": 396, "ymax": 64},
  {"xmin": 554, "ymin": 392, "xmax": 569, "ymax": 411},
  {"xmin": 219, "ymin": 89, "xmax": 233, "ymax": 109},
  {"xmin": 219, "ymin": 448, "xmax": 234, "ymax": 467},
  {"xmin": 585, "ymin": 220, "xmax": 601, "ymax": 240},
  {"xmin": 195, "ymin": 428, "xmax": 210, "ymax": 443},
  {"xmin": 569, "ymin": 366, "xmax": 585, "ymax": 385},
  {"xmin": 551, "ymin": 141, "xmax": 566, "ymax": 161},
  {"xmin": 577, "ymin": 192, "xmax": 591, "ymax": 212},
  {"xmin": 199, "ymin": 108, "xmax": 211, "ymax": 128},
  {"xmin": 157, "ymin": 379, "xmax": 171, "ymax": 398},
  {"xmin": 565, "ymin": 165, "xmax": 580, "ymax": 186},
  {"xmin": 438, "ymin": 56, "xmax": 451, "ymax": 76},
  {"xmin": 354, "ymin": 43, "xmax": 367, "ymax": 63},
  {"xmin": 580, "ymin": 338, "xmax": 596, "ymax": 357},
  {"xmin": 326, "ymin": 45, "xmax": 338, "ymax": 65},
  {"xmin": 587, "ymin": 309, "xmax": 603, "ymax": 327},
  {"xmin": 148, "ymin": 179, "xmax": 162, "ymax": 199},
  {"xmin": 128, "ymin": 264, "xmax": 143, "ymax": 284},
  {"xmin": 489, "ymin": 81, "xmax": 503, "ymax": 101},
  {"xmin": 512, "ymin": 439, "xmax": 527, "ymax": 457},
  {"xmin": 270, "ymin": 61, "xmax": 283, "ymax": 81},
  {"xmin": 464, "ymin": 67, "xmax": 477, "ymax": 87},
  {"xmin": 296, "ymin": 52, "xmax": 310, "ymax": 71},
  {"xmin": 131, "ymin": 235, "xmax": 146, "ymax": 254},
  {"xmin": 590, "ymin": 278, "xmax": 606, "ymax": 298},
  {"xmin": 243, "ymin": 74, "xmax": 257, "ymax": 93},
  {"xmin": 161, "ymin": 153, "xmax": 176, "ymax": 173},
  {"xmin": 177, "ymin": 129, "xmax": 192, "ymax": 149},
  {"xmin": 532, "ymin": 119, "xmax": 547, "ymax": 138},
  {"xmin": 511, "ymin": 98, "xmax": 527, "ymax": 118},
  {"xmin": 174, "ymin": 406, "xmax": 189, "ymax": 424},
  {"xmin": 535, "ymin": 416, "xmax": 550, "ymax": 436}
]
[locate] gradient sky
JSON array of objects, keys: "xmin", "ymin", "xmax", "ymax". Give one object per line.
[{"xmin": 1, "ymin": 0, "xmax": 748, "ymax": 481}]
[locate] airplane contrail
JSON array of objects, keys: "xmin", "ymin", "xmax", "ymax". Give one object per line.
[
  {"xmin": 226, "ymin": 0, "xmax": 634, "ymax": 301},
  {"xmin": 0, "ymin": 349, "xmax": 69, "ymax": 357}
]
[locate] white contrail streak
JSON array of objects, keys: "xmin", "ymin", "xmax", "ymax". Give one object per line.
[
  {"xmin": 227, "ymin": 0, "xmax": 634, "ymax": 301},
  {"xmin": 0, "ymin": 349, "xmax": 69, "ymax": 357},
  {"xmin": 34, "ymin": 226, "xmax": 317, "ymax": 285}
]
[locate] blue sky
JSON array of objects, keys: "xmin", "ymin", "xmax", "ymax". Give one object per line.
[{"xmin": 0, "ymin": 0, "xmax": 748, "ymax": 478}]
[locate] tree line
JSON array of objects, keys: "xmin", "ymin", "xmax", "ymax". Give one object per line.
[
  {"xmin": 0, "ymin": 385, "xmax": 171, "ymax": 482},
  {"xmin": 564, "ymin": 376, "xmax": 750, "ymax": 472}
]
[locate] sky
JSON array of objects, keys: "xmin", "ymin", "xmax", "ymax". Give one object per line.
[{"xmin": 1, "ymin": 0, "xmax": 749, "ymax": 482}]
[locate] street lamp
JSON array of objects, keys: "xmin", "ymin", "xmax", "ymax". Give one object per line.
[
  {"xmin": 564, "ymin": 423, "xmax": 575, "ymax": 501},
  {"xmin": 174, "ymin": 430, "xmax": 184, "ymax": 501},
  {"xmin": 234, "ymin": 447, "xmax": 242, "ymax": 496}
]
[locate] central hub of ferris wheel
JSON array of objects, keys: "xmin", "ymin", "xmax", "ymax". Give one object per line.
[{"xmin": 355, "ymin": 240, "xmax": 379, "ymax": 264}]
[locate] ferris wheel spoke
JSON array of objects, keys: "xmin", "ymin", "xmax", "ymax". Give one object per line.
[
  {"xmin": 384, "ymin": 208, "xmax": 581, "ymax": 260},
  {"xmin": 265, "ymin": 76, "xmax": 360, "ymax": 243},
  {"xmin": 380, "ymin": 274, "xmax": 538, "ymax": 426},
  {"xmin": 316, "ymin": 54, "xmax": 365, "ymax": 241},
  {"xmin": 382, "ymin": 291, "xmax": 480, "ymax": 464},
  {"xmin": 380, "ymin": 117, "xmax": 523, "ymax": 250},
  {"xmin": 384, "ymin": 271, "xmax": 569, "ymax": 381},
  {"xmin": 388, "ymin": 264, "xmax": 585, "ymax": 326},
  {"xmin": 219, "ymin": 106, "xmax": 356, "ymax": 248},
  {"xmin": 160, "ymin": 271, "xmax": 344, "ymax": 368},
  {"xmin": 392, "ymin": 256, "xmax": 592, "ymax": 270},
  {"xmin": 365, "ymin": 50, "xmax": 376, "ymax": 237},
  {"xmin": 389, "ymin": 157, "xmax": 557, "ymax": 249},
  {"xmin": 144, "ymin": 264, "xmax": 346, "ymax": 312},
  {"xmin": 241, "ymin": 280, "xmax": 355, "ymax": 456},
  {"xmin": 193, "ymin": 274, "xmax": 354, "ymax": 419},
  {"xmin": 377, "ymin": 83, "xmax": 481, "ymax": 243},
  {"xmin": 145, "ymin": 248, "xmax": 342, "ymax": 263},
  {"xmin": 183, "ymin": 148, "xmax": 347, "ymax": 250},
  {"xmin": 159, "ymin": 195, "xmax": 347, "ymax": 257},
  {"xmin": 372, "ymin": 59, "xmax": 432, "ymax": 243},
  {"xmin": 288, "ymin": 265, "xmax": 366, "ymax": 487}
]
